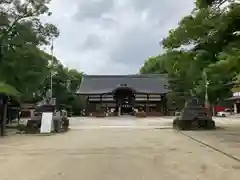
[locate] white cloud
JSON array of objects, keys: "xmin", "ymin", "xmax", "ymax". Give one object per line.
[{"xmin": 44, "ymin": 0, "xmax": 194, "ymax": 74}]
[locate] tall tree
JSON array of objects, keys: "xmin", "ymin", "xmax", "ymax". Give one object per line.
[
  {"xmin": 141, "ymin": 0, "xmax": 240, "ymax": 107},
  {"xmin": 0, "ymin": 0, "xmax": 59, "ymax": 99}
]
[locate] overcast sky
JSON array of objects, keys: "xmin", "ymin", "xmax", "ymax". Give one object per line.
[{"xmin": 43, "ymin": 0, "xmax": 194, "ymax": 75}]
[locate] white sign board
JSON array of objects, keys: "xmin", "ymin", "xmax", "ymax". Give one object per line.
[{"xmin": 40, "ymin": 112, "xmax": 53, "ymax": 133}]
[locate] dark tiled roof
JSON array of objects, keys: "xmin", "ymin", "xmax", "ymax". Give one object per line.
[
  {"xmin": 227, "ymin": 96, "xmax": 240, "ymax": 101},
  {"xmin": 76, "ymin": 74, "xmax": 169, "ymax": 95}
]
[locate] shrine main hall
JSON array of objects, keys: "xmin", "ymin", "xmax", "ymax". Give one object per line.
[{"xmin": 76, "ymin": 74, "xmax": 169, "ymax": 117}]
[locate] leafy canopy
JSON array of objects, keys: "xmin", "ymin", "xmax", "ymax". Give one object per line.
[{"xmin": 141, "ymin": 0, "xmax": 240, "ymax": 106}]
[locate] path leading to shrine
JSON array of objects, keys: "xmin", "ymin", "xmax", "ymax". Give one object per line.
[{"xmin": 0, "ymin": 117, "xmax": 240, "ymax": 180}]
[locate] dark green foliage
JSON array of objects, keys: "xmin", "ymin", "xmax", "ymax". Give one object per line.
[{"xmin": 0, "ymin": 0, "xmax": 85, "ymax": 115}]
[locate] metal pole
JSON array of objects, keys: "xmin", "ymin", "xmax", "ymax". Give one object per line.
[
  {"xmin": 205, "ymin": 81, "xmax": 209, "ymax": 114},
  {"xmin": 204, "ymin": 72, "xmax": 210, "ymax": 116},
  {"xmin": 50, "ymin": 39, "xmax": 54, "ymax": 99},
  {"xmin": 0, "ymin": 42, "xmax": 5, "ymax": 76},
  {"xmin": 50, "ymin": 71, "xmax": 53, "ymax": 98}
]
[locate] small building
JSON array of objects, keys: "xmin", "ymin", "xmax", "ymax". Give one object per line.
[
  {"xmin": 227, "ymin": 92, "xmax": 240, "ymax": 114},
  {"xmin": 0, "ymin": 83, "xmax": 20, "ymax": 136},
  {"xmin": 76, "ymin": 74, "xmax": 169, "ymax": 116}
]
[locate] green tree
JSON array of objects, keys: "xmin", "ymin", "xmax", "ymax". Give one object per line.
[
  {"xmin": 51, "ymin": 66, "xmax": 85, "ymax": 115},
  {"xmin": 0, "ymin": 0, "xmax": 59, "ymax": 99},
  {"xmin": 141, "ymin": 0, "xmax": 240, "ymax": 108},
  {"xmin": 36, "ymin": 57, "xmax": 85, "ymax": 115}
]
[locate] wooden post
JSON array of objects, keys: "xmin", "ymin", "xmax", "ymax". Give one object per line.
[
  {"xmin": 131, "ymin": 93, "xmax": 135, "ymax": 113},
  {"xmin": 100, "ymin": 94, "xmax": 102, "ymax": 108},
  {"xmin": 0, "ymin": 95, "xmax": 7, "ymax": 137},
  {"xmin": 234, "ymin": 103, "xmax": 237, "ymax": 114},
  {"xmin": 162, "ymin": 95, "xmax": 167, "ymax": 116},
  {"xmin": 146, "ymin": 94, "xmax": 149, "ymax": 115},
  {"xmin": 0, "ymin": 106, "xmax": 4, "ymax": 136},
  {"xmin": 100, "ymin": 94, "xmax": 103, "ymax": 116},
  {"xmin": 105, "ymin": 103, "xmax": 108, "ymax": 116},
  {"xmin": 17, "ymin": 107, "xmax": 20, "ymax": 125},
  {"xmin": 86, "ymin": 96, "xmax": 89, "ymax": 116}
]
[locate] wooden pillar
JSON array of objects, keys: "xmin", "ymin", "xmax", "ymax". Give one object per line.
[
  {"xmin": 132, "ymin": 93, "xmax": 135, "ymax": 112},
  {"xmin": 100, "ymin": 94, "xmax": 104, "ymax": 116},
  {"xmin": 105, "ymin": 103, "xmax": 108, "ymax": 116},
  {"xmin": 234, "ymin": 103, "xmax": 237, "ymax": 114},
  {"xmin": 17, "ymin": 107, "xmax": 20, "ymax": 125},
  {"xmin": 86, "ymin": 96, "xmax": 89, "ymax": 116},
  {"xmin": 100, "ymin": 95, "xmax": 102, "ymax": 108},
  {"xmin": 0, "ymin": 95, "xmax": 8, "ymax": 137},
  {"xmin": 162, "ymin": 95, "xmax": 167, "ymax": 116},
  {"xmin": 0, "ymin": 105, "xmax": 4, "ymax": 136},
  {"xmin": 155, "ymin": 95, "xmax": 161, "ymax": 115},
  {"xmin": 146, "ymin": 94, "xmax": 149, "ymax": 115}
]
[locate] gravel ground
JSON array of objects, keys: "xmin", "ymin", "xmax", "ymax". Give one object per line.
[{"xmin": 0, "ymin": 116, "xmax": 240, "ymax": 180}]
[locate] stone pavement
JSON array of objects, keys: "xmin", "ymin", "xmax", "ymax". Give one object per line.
[{"xmin": 0, "ymin": 116, "xmax": 239, "ymax": 180}]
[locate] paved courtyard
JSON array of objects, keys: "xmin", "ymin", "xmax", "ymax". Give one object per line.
[{"xmin": 0, "ymin": 116, "xmax": 240, "ymax": 180}]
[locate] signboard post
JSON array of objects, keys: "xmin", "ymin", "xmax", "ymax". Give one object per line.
[{"xmin": 40, "ymin": 112, "xmax": 53, "ymax": 134}]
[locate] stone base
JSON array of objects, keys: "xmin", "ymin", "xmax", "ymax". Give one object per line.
[
  {"xmin": 135, "ymin": 112, "xmax": 147, "ymax": 118},
  {"xmin": 95, "ymin": 113, "xmax": 106, "ymax": 117},
  {"xmin": 147, "ymin": 112, "xmax": 164, "ymax": 116}
]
